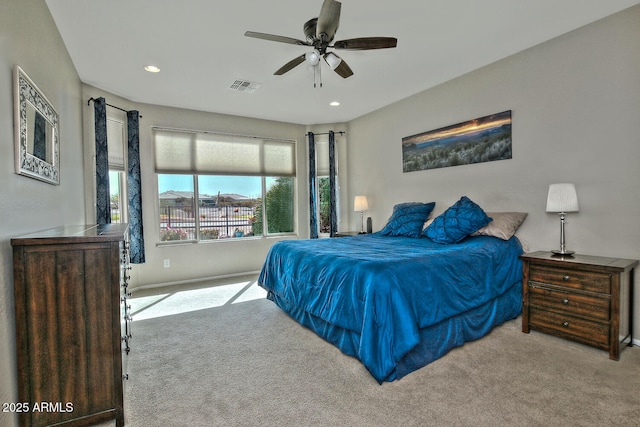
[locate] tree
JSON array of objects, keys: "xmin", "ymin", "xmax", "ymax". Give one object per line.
[
  {"xmin": 253, "ymin": 177, "xmax": 294, "ymax": 234},
  {"xmin": 318, "ymin": 177, "xmax": 331, "ymax": 233}
]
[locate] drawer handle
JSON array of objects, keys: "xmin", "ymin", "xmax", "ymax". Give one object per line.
[
  {"xmin": 562, "ymin": 275, "xmax": 570, "ymax": 281},
  {"xmin": 562, "ymin": 321, "xmax": 570, "ymax": 328},
  {"xmin": 562, "ymin": 298, "xmax": 569, "ymax": 305}
]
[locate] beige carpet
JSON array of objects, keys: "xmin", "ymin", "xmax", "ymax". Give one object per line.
[{"xmin": 111, "ymin": 294, "xmax": 639, "ymax": 427}]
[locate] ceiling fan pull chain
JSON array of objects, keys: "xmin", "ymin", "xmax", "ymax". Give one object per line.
[{"xmin": 313, "ymin": 64, "xmax": 323, "ymax": 88}]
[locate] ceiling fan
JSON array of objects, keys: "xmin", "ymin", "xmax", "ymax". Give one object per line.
[{"xmin": 245, "ymin": 0, "xmax": 397, "ymax": 87}]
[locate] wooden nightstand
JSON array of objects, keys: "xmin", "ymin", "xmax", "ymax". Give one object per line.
[{"xmin": 521, "ymin": 251, "xmax": 638, "ymax": 360}]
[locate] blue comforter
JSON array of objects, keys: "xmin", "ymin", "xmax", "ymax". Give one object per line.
[{"xmin": 258, "ymin": 234, "xmax": 523, "ymax": 382}]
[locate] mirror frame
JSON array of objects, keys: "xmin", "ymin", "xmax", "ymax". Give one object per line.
[{"xmin": 14, "ymin": 65, "xmax": 60, "ymax": 185}]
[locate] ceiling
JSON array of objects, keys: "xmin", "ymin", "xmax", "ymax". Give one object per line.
[{"xmin": 45, "ymin": 0, "xmax": 639, "ymax": 126}]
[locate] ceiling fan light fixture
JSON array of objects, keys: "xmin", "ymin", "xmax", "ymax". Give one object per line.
[
  {"xmin": 144, "ymin": 65, "xmax": 160, "ymax": 73},
  {"xmin": 324, "ymin": 52, "xmax": 342, "ymax": 70},
  {"xmin": 306, "ymin": 49, "xmax": 321, "ymax": 66}
]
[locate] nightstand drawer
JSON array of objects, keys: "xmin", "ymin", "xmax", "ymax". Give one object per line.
[
  {"xmin": 529, "ymin": 307, "xmax": 609, "ymax": 348},
  {"xmin": 528, "ymin": 285, "xmax": 610, "ymax": 321},
  {"xmin": 529, "ymin": 264, "xmax": 610, "ymax": 294}
]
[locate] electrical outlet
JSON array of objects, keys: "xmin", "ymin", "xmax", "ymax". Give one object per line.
[{"xmin": 163, "ymin": 259, "xmax": 170, "ymax": 268}]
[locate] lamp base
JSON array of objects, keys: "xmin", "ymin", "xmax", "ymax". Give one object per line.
[
  {"xmin": 552, "ymin": 212, "xmax": 575, "ymax": 257},
  {"xmin": 551, "ymin": 249, "xmax": 575, "ymax": 256}
]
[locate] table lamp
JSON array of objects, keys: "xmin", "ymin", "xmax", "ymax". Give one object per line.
[
  {"xmin": 546, "ymin": 183, "xmax": 579, "ymax": 255},
  {"xmin": 354, "ymin": 196, "xmax": 369, "ymax": 234}
]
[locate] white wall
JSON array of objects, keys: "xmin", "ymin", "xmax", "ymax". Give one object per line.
[
  {"xmin": 79, "ymin": 88, "xmax": 356, "ymax": 290},
  {"xmin": 2, "ymin": 3, "xmax": 639, "ymax": 421},
  {"xmin": 0, "ymin": 1, "xmax": 85, "ymax": 425},
  {"xmin": 346, "ymin": 6, "xmax": 640, "ymax": 340},
  {"xmin": 81, "ymin": 85, "xmax": 307, "ymax": 289},
  {"xmin": 76, "ymin": 92, "xmax": 359, "ymax": 290}
]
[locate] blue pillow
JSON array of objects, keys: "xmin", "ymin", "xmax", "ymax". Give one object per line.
[
  {"xmin": 379, "ymin": 202, "xmax": 435, "ymax": 238},
  {"xmin": 425, "ymin": 196, "xmax": 492, "ymax": 244}
]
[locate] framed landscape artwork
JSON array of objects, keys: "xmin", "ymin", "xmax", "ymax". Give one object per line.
[{"xmin": 402, "ymin": 110, "xmax": 512, "ymax": 173}]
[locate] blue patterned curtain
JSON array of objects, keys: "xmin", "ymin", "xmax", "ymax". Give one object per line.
[
  {"xmin": 127, "ymin": 110, "xmax": 145, "ymax": 263},
  {"xmin": 94, "ymin": 97, "xmax": 111, "ymax": 224},
  {"xmin": 328, "ymin": 131, "xmax": 337, "ymax": 237},
  {"xmin": 307, "ymin": 132, "xmax": 318, "ymax": 238}
]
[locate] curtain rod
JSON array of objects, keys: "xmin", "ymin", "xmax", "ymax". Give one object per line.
[
  {"xmin": 308, "ymin": 131, "xmax": 346, "ymax": 136},
  {"xmin": 87, "ymin": 97, "xmax": 142, "ymax": 118},
  {"xmin": 152, "ymin": 126, "xmax": 296, "ymax": 144}
]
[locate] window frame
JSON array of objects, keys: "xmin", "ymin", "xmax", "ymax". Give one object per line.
[
  {"xmin": 313, "ymin": 137, "xmax": 340, "ymax": 237},
  {"xmin": 157, "ymin": 174, "xmax": 296, "ymax": 244},
  {"xmin": 106, "ymin": 113, "xmax": 128, "ymax": 224},
  {"xmin": 153, "ymin": 126, "xmax": 298, "ymax": 244},
  {"xmin": 109, "ymin": 170, "xmax": 128, "ymax": 224}
]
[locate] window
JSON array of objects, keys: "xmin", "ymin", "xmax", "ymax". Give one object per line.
[
  {"xmin": 261, "ymin": 177, "xmax": 295, "ymax": 234},
  {"xmin": 158, "ymin": 174, "xmax": 195, "ymax": 241},
  {"xmin": 107, "ymin": 116, "xmax": 127, "ymax": 223},
  {"xmin": 314, "ymin": 137, "xmax": 339, "ymax": 235},
  {"xmin": 317, "ymin": 177, "xmax": 331, "ymax": 233},
  {"xmin": 154, "ymin": 128, "xmax": 296, "ymax": 242},
  {"xmin": 109, "ymin": 170, "xmax": 127, "ymax": 223}
]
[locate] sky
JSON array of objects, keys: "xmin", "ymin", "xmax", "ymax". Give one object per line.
[
  {"xmin": 158, "ymin": 175, "xmax": 261, "ymax": 199},
  {"xmin": 402, "ymin": 110, "xmax": 512, "ymax": 146}
]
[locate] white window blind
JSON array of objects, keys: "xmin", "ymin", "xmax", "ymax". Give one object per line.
[
  {"xmin": 315, "ymin": 139, "xmax": 329, "ymax": 176},
  {"xmin": 154, "ymin": 128, "xmax": 296, "ymax": 176},
  {"xmin": 107, "ymin": 118, "xmax": 126, "ymax": 170},
  {"xmin": 315, "ymin": 136, "xmax": 339, "ymax": 177}
]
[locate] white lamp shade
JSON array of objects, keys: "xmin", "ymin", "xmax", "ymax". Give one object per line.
[
  {"xmin": 354, "ymin": 196, "xmax": 368, "ymax": 212},
  {"xmin": 324, "ymin": 52, "xmax": 342, "ymax": 70},
  {"xmin": 546, "ymin": 183, "xmax": 579, "ymax": 213}
]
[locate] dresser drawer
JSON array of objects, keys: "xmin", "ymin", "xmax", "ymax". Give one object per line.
[
  {"xmin": 529, "ymin": 264, "xmax": 611, "ymax": 294},
  {"xmin": 529, "ymin": 307, "xmax": 609, "ymax": 348},
  {"xmin": 528, "ymin": 285, "xmax": 610, "ymax": 321}
]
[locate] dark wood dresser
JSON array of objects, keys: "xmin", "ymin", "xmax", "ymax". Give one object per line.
[
  {"xmin": 12, "ymin": 224, "xmax": 131, "ymax": 427},
  {"xmin": 521, "ymin": 251, "xmax": 637, "ymax": 360}
]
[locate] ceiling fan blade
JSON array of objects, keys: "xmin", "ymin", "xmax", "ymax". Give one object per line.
[
  {"xmin": 244, "ymin": 31, "xmax": 310, "ymax": 46},
  {"xmin": 274, "ymin": 54, "xmax": 307, "ymax": 75},
  {"xmin": 334, "ymin": 61, "xmax": 353, "ymax": 78},
  {"xmin": 332, "ymin": 37, "xmax": 398, "ymax": 50},
  {"xmin": 316, "ymin": 0, "xmax": 341, "ymax": 43}
]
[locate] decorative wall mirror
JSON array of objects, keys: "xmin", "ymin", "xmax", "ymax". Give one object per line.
[{"xmin": 14, "ymin": 65, "xmax": 60, "ymax": 185}]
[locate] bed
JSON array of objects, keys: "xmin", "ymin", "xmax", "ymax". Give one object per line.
[{"xmin": 258, "ymin": 198, "xmax": 526, "ymax": 383}]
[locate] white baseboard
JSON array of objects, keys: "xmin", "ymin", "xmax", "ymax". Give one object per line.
[{"xmin": 130, "ymin": 270, "xmax": 262, "ymax": 293}]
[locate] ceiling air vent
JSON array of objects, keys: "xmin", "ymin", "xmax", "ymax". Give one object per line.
[{"xmin": 229, "ymin": 79, "xmax": 261, "ymax": 94}]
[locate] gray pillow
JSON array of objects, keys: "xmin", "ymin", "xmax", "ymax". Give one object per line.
[{"xmin": 470, "ymin": 212, "xmax": 528, "ymax": 240}]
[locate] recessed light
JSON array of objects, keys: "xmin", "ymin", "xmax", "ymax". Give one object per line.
[
  {"xmin": 144, "ymin": 65, "xmax": 160, "ymax": 73},
  {"xmin": 329, "ymin": 101, "xmax": 340, "ymax": 107}
]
